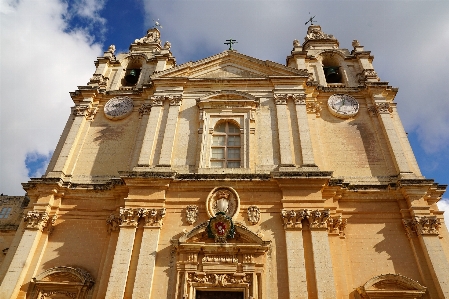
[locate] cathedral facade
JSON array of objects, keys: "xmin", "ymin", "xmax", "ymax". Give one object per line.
[{"xmin": 0, "ymin": 25, "xmax": 448, "ymax": 299}]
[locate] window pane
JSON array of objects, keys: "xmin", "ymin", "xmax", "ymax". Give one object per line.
[
  {"xmin": 215, "ymin": 123, "xmax": 226, "ymax": 133},
  {"xmin": 0, "ymin": 207, "xmax": 11, "ymax": 219},
  {"xmin": 211, "ymin": 148, "xmax": 225, "ymax": 159},
  {"xmin": 227, "ymin": 161, "xmax": 241, "ymax": 168},
  {"xmin": 227, "ymin": 135, "xmax": 240, "ymax": 146},
  {"xmin": 228, "ymin": 123, "xmax": 240, "ymax": 133},
  {"xmin": 227, "ymin": 148, "xmax": 240, "ymax": 159},
  {"xmin": 211, "ymin": 161, "xmax": 224, "ymax": 168},
  {"xmin": 213, "ymin": 136, "xmax": 225, "ymax": 146}
]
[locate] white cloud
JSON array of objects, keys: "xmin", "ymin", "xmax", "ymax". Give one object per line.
[
  {"xmin": 437, "ymin": 198, "xmax": 449, "ymax": 231},
  {"xmin": 0, "ymin": 0, "xmax": 103, "ymax": 195}
]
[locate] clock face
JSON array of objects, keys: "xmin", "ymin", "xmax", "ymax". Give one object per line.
[
  {"xmin": 104, "ymin": 96, "xmax": 134, "ymax": 120},
  {"xmin": 327, "ymin": 94, "xmax": 359, "ymax": 118}
]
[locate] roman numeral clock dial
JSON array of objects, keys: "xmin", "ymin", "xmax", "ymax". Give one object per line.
[{"xmin": 327, "ymin": 94, "xmax": 359, "ymax": 118}]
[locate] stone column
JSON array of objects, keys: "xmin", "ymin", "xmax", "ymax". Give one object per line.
[
  {"xmin": 46, "ymin": 105, "xmax": 93, "ymax": 177},
  {"xmin": 132, "ymin": 208, "xmax": 165, "ymax": 299},
  {"xmin": 293, "ymin": 94, "xmax": 316, "ymax": 167},
  {"xmin": 137, "ymin": 97, "xmax": 164, "ymax": 167},
  {"xmin": 369, "ymin": 100, "xmax": 412, "ymax": 175},
  {"xmin": 403, "ymin": 216, "xmax": 449, "ymax": 298},
  {"xmin": 0, "ymin": 211, "xmax": 51, "ymax": 299},
  {"xmin": 274, "ymin": 94, "xmax": 295, "ymax": 167},
  {"xmin": 105, "ymin": 208, "xmax": 140, "ymax": 299},
  {"xmin": 158, "ymin": 96, "xmax": 182, "ymax": 167},
  {"xmin": 281, "ymin": 209, "xmax": 308, "ymax": 299}
]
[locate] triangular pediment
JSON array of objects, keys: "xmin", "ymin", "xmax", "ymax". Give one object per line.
[{"xmin": 152, "ymin": 50, "xmax": 308, "ymax": 79}]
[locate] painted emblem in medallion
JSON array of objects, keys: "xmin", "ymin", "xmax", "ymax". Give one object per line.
[
  {"xmin": 207, "ymin": 212, "xmax": 235, "ymax": 243},
  {"xmin": 206, "ymin": 187, "xmax": 240, "ymax": 219}
]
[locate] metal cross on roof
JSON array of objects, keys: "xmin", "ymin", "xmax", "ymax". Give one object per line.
[
  {"xmin": 305, "ymin": 14, "xmax": 316, "ymax": 26},
  {"xmin": 224, "ymin": 39, "xmax": 238, "ymax": 50},
  {"xmin": 153, "ymin": 19, "xmax": 162, "ymax": 29}
]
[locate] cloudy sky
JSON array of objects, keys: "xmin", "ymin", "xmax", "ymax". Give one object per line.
[{"xmin": 1, "ymin": 0, "xmax": 448, "ymax": 225}]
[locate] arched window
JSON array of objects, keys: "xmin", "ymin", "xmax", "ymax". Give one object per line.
[{"xmin": 211, "ymin": 122, "xmax": 241, "ymax": 168}]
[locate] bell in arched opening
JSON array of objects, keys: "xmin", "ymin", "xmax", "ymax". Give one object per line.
[
  {"xmin": 323, "ymin": 66, "xmax": 342, "ymax": 83},
  {"xmin": 124, "ymin": 69, "xmax": 141, "ymax": 85}
]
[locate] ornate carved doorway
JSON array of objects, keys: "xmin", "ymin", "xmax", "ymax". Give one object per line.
[{"xmin": 196, "ymin": 290, "xmax": 244, "ymax": 299}]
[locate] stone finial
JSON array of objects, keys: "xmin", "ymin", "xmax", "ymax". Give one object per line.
[
  {"xmin": 163, "ymin": 41, "xmax": 171, "ymax": 50},
  {"xmin": 351, "ymin": 40, "xmax": 364, "ymax": 52}
]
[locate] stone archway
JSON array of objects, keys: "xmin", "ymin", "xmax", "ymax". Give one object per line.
[{"xmin": 172, "ymin": 222, "xmax": 270, "ymax": 299}]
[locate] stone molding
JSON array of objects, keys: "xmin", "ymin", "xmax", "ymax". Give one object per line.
[
  {"xmin": 403, "ymin": 216, "xmax": 441, "ymax": 237},
  {"xmin": 107, "ymin": 207, "xmax": 166, "ymax": 231},
  {"xmin": 202, "ymin": 255, "xmax": 238, "ymax": 263},
  {"xmin": 247, "ymin": 205, "xmax": 260, "ymax": 225},
  {"xmin": 23, "ymin": 211, "xmax": 57, "ymax": 233},
  {"xmin": 185, "ymin": 205, "xmax": 199, "ymax": 225},
  {"xmin": 187, "ymin": 272, "xmax": 252, "ymax": 287},
  {"xmin": 281, "ymin": 209, "xmax": 347, "ymax": 235}
]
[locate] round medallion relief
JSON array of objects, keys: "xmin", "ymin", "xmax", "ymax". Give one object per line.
[
  {"xmin": 206, "ymin": 187, "xmax": 240, "ymax": 219},
  {"xmin": 103, "ymin": 96, "xmax": 134, "ymax": 120}
]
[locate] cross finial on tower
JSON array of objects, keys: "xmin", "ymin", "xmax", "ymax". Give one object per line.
[
  {"xmin": 224, "ymin": 39, "xmax": 238, "ymax": 50},
  {"xmin": 153, "ymin": 19, "xmax": 162, "ymax": 29},
  {"xmin": 305, "ymin": 13, "xmax": 316, "ymax": 26}
]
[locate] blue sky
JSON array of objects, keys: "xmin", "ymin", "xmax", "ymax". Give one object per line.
[{"xmin": 1, "ymin": 0, "xmax": 448, "ymax": 225}]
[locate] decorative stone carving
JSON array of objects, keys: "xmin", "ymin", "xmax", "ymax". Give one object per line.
[
  {"xmin": 119, "ymin": 207, "xmax": 140, "ymax": 227},
  {"xmin": 106, "ymin": 214, "xmax": 121, "ymax": 233},
  {"xmin": 168, "ymin": 95, "xmax": 182, "ymax": 106},
  {"xmin": 138, "ymin": 103, "xmax": 152, "ymax": 118},
  {"xmin": 305, "ymin": 26, "xmax": 336, "ymax": 41},
  {"xmin": 141, "ymin": 208, "xmax": 166, "ymax": 227},
  {"xmin": 273, "ymin": 94, "xmax": 287, "ymax": 105},
  {"xmin": 327, "ymin": 215, "xmax": 347, "ymax": 236},
  {"xmin": 24, "ymin": 211, "xmax": 50, "ymax": 231},
  {"xmin": 106, "ymin": 44, "xmax": 115, "ymax": 55},
  {"xmin": 104, "ymin": 96, "xmax": 134, "ymax": 120},
  {"xmin": 306, "ymin": 101, "xmax": 322, "ymax": 116},
  {"xmin": 206, "ymin": 187, "xmax": 240, "ymax": 219},
  {"xmin": 403, "ymin": 216, "xmax": 441, "ymax": 236},
  {"xmin": 163, "ymin": 41, "xmax": 171, "ymax": 50},
  {"xmin": 134, "ymin": 28, "xmax": 160, "ymax": 44},
  {"xmin": 293, "ymin": 39, "xmax": 300, "ymax": 47},
  {"xmin": 186, "ymin": 205, "xmax": 199, "ymax": 225},
  {"xmin": 247, "ymin": 205, "xmax": 260, "ymax": 225},
  {"xmin": 368, "ymin": 102, "xmax": 393, "ymax": 115},
  {"xmin": 88, "ymin": 74, "xmax": 108, "ymax": 87},
  {"xmin": 84, "ymin": 107, "xmax": 98, "ymax": 121},
  {"xmin": 202, "ymin": 255, "xmax": 238, "ymax": 263},
  {"xmin": 72, "ymin": 105, "xmax": 89, "ymax": 117},
  {"xmin": 150, "ymin": 95, "xmax": 165, "ymax": 106},
  {"xmin": 281, "ymin": 209, "xmax": 345, "ymax": 233},
  {"xmin": 187, "ymin": 272, "xmax": 252, "ymax": 287},
  {"xmin": 292, "ymin": 94, "xmax": 306, "ymax": 105}
]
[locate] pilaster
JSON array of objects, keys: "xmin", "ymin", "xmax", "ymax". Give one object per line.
[
  {"xmin": 274, "ymin": 94, "xmax": 295, "ymax": 167},
  {"xmin": 293, "ymin": 94, "xmax": 317, "ymax": 167},
  {"xmin": 158, "ymin": 95, "xmax": 182, "ymax": 167}
]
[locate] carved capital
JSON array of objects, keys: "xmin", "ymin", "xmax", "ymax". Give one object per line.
[
  {"xmin": 85, "ymin": 107, "xmax": 98, "ymax": 121},
  {"xmin": 368, "ymin": 102, "xmax": 393, "ymax": 115},
  {"xmin": 23, "ymin": 211, "xmax": 54, "ymax": 232},
  {"xmin": 168, "ymin": 95, "xmax": 182, "ymax": 106},
  {"xmin": 281, "ymin": 209, "xmax": 344, "ymax": 233},
  {"xmin": 186, "ymin": 205, "xmax": 199, "ymax": 225},
  {"xmin": 150, "ymin": 96, "xmax": 165, "ymax": 106},
  {"xmin": 403, "ymin": 216, "xmax": 441, "ymax": 237},
  {"xmin": 138, "ymin": 103, "xmax": 152, "ymax": 118},
  {"xmin": 292, "ymin": 94, "xmax": 306, "ymax": 105},
  {"xmin": 142, "ymin": 208, "xmax": 166, "ymax": 227},
  {"xmin": 119, "ymin": 207, "xmax": 140, "ymax": 227},
  {"xmin": 327, "ymin": 215, "xmax": 347, "ymax": 236},
  {"xmin": 247, "ymin": 205, "xmax": 260, "ymax": 225},
  {"xmin": 72, "ymin": 105, "xmax": 89, "ymax": 117},
  {"xmin": 273, "ymin": 94, "xmax": 288, "ymax": 105}
]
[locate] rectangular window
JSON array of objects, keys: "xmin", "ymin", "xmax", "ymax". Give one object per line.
[{"xmin": 0, "ymin": 207, "xmax": 12, "ymax": 219}]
